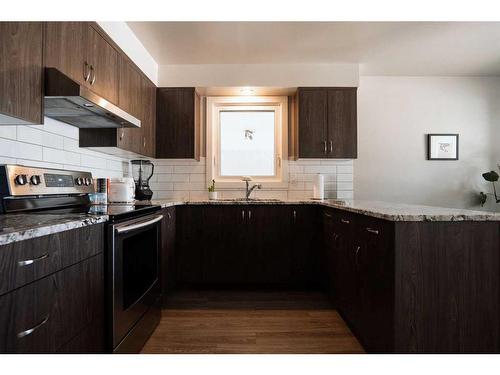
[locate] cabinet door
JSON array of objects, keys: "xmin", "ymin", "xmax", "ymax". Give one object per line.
[
  {"xmin": 322, "ymin": 209, "xmax": 337, "ymax": 300},
  {"xmin": 0, "ymin": 254, "xmax": 104, "ymax": 353},
  {"xmin": 141, "ymin": 78, "xmax": 156, "ymax": 157},
  {"xmin": 175, "ymin": 206, "xmax": 204, "ymax": 284},
  {"xmin": 298, "ymin": 88, "xmax": 328, "ymax": 158},
  {"xmin": 291, "ymin": 206, "xmax": 321, "ymax": 286},
  {"xmin": 202, "ymin": 206, "xmax": 247, "ymax": 284},
  {"xmin": 333, "ymin": 211, "xmax": 359, "ymax": 321},
  {"xmin": 117, "ymin": 58, "xmax": 144, "ymax": 154},
  {"xmin": 160, "ymin": 207, "xmax": 176, "ymax": 296},
  {"xmin": 156, "ymin": 88, "xmax": 197, "ymax": 159},
  {"xmin": 44, "ymin": 22, "xmax": 88, "ymax": 86},
  {"xmin": 327, "ymin": 88, "xmax": 357, "ymax": 158},
  {"xmin": 247, "ymin": 206, "xmax": 292, "ymax": 284},
  {"xmin": 0, "ymin": 22, "xmax": 43, "ymax": 124},
  {"xmin": 86, "ymin": 26, "xmax": 119, "ymax": 104},
  {"xmin": 356, "ymin": 216, "xmax": 394, "ymax": 352}
]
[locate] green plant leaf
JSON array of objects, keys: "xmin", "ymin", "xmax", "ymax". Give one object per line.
[
  {"xmin": 479, "ymin": 192, "xmax": 488, "ymax": 206},
  {"xmin": 482, "ymin": 171, "xmax": 499, "ymax": 182}
]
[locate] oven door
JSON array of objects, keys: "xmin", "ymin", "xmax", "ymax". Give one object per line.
[{"xmin": 110, "ymin": 213, "xmax": 163, "ymax": 348}]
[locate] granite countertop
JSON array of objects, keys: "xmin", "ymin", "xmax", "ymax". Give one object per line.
[
  {"xmin": 0, "ymin": 213, "xmax": 108, "ymax": 246},
  {"xmin": 151, "ymin": 198, "xmax": 500, "ymax": 222},
  {"xmin": 1, "ymin": 199, "xmax": 499, "ymax": 246}
]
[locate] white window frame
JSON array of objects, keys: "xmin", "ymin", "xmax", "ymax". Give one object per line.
[{"xmin": 206, "ymin": 96, "xmax": 288, "ymax": 189}]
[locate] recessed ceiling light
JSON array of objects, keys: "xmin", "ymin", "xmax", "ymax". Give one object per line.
[{"xmin": 240, "ymin": 87, "xmax": 254, "ymax": 95}]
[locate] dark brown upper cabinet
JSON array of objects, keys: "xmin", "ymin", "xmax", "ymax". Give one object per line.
[
  {"xmin": 156, "ymin": 87, "xmax": 200, "ymax": 160},
  {"xmin": 293, "ymin": 87, "xmax": 357, "ymax": 159},
  {"xmin": 0, "ymin": 22, "xmax": 44, "ymax": 125},
  {"xmin": 44, "ymin": 22, "xmax": 119, "ymax": 105}
]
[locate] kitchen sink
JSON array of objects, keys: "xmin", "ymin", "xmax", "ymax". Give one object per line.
[{"xmin": 217, "ymin": 198, "xmax": 283, "ymax": 202}]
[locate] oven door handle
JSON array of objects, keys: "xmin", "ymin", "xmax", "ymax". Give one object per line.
[{"xmin": 115, "ymin": 214, "xmax": 164, "ymax": 234}]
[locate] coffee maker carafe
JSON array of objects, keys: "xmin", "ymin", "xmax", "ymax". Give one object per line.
[{"xmin": 131, "ymin": 160, "xmax": 154, "ymax": 201}]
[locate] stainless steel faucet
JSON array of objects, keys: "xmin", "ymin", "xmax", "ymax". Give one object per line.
[{"xmin": 242, "ymin": 177, "xmax": 262, "ymax": 200}]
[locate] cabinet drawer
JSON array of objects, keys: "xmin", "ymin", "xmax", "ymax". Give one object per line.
[
  {"xmin": 0, "ymin": 253, "xmax": 104, "ymax": 353},
  {"xmin": 0, "ymin": 224, "xmax": 104, "ymax": 296}
]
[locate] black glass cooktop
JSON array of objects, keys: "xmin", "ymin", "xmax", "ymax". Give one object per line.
[{"xmin": 31, "ymin": 203, "xmax": 161, "ymax": 221}]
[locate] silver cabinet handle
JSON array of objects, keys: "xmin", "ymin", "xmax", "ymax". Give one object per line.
[
  {"xmin": 366, "ymin": 227, "xmax": 379, "ymax": 235},
  {"xmin": 143, "ymin": 137, "xmax": 146, "ymax": 148},
  {"xmin": 241, "ymin": 210, "xmax": 245, "ymax": 221},
  {"xmin": 354, "ymin": 246, "xmax": 361, "ymax": 267},
  {"xmin": 83, "ymin": 61, "xmax": 91, "ymax": 82},
  {"xmin": 167, "ymin": 212, "xmax": 172, "ymax": 220},
  {"xmin": 18, "ymin": 253, "xmax": 49, "ymax": 267},
  {"xmin": 17, "ymin": 314, "xmax": 50, "ymax": 339},
  {"xmin": 89, "ymin": 65, "xmax": 96, "ymax": 85},
  {"xmin": 115, "ymin": 215, "xmax": 163, "ymax": 234},
  {"xmin": 248, "ymin": 210, "xmax": 252, "ymax": 221},
  {"xmin": 323, "ymin": 140, "xmax": 327, "ymax": 154},
  {"xmin": 329, "ymin": 140, "xmax": 333, "ymax": 153},
  {"xmin": 293, "ymin": 210, "xmax": 297, "ymax": 223},
  {"xmin": 324, "ymin": 212, "xmax": 332, "ymax": 218},
  {"xmin": 341, "ymin": 218, "xmax": 350, "ymax": 224}
]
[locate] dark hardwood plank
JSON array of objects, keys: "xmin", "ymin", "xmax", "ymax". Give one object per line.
[
  {"xmin": 141, "ymin": 290, "xmax": 364, "ymax": 354},
  {"xmin": 0, "ymin": 22, "xmax": 43, "ymax": 124}
]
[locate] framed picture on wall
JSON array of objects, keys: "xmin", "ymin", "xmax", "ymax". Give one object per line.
[{"xmin": 427, "ymin": 134, "xmax": 459, "ymax": 160}]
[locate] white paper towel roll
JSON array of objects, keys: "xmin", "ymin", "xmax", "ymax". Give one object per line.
[{"xmin": 313, "ymin": 174, "xmax": 324, "ymax": 200}]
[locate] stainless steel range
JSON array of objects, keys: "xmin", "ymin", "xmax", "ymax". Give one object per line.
[{"xmin": 0, "ymin": 164, "xmax": 162, "ymax": 353}]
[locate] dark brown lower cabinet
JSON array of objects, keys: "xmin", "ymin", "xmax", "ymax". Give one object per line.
[
  {"xmin": 0, "ymin": 253, "xmax": 104, "ymax": 353},
  {"xmin": 160, "ymin": 207, "xmax": 176, "ymax": 301},
  {"xmin": 323, "ymin": 208, "xmax": 499, "ymax": 353},
  {"xmin": 174, "ymin": 205, "xmax": 321, "ymax": 287}
]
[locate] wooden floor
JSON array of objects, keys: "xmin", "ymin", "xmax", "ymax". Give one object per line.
[{"xmin": 141, "ymin": 290, "xmax": 364, "ymax": 354}]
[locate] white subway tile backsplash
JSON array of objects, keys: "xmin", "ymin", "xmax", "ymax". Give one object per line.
[
  {"xmin": 303, "ymin": 165, "xmax": 336, "ymax": 174},
  {"xmin": 174, "ymin": 165, "xmax": 205, "ymax": 174},
  {"xmin": 189, "ymin": 174, "xmax": 206, "ymax": 182},
  {"xmin": 150, "ymin": 157, "xmax": 354, "ymax": 201},
  {"xmin": 0, "ymin": 117, "xmax": 127, "ymax": 179},
  {"xmin": 81, "ymin": 154, "xmax": 108, "ymax": 170},
  {"xmin": 157, "ymin": 173, "xmax": 190, "ymax": 182},
  {"xmin": 0, "ymin": 126, "xmax": 17, "ymax": 140}
]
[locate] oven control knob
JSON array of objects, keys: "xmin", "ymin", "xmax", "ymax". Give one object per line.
[
  {"xmin": 84, "ymin": 178, "xmax": 92, "ymax": 186},
  {"xmin": 15, "ymin": 174, "xmax": 28, "ymax": 186},
  {"xmin": 30, "ymin": 175, "xmax": 41, "ymax": 185},
  {"xmin": 75, "ymin": 177, "xmax": 84, "ymax": 186}
]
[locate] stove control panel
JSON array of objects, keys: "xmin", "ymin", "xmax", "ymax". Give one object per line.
[{"xmin": 1, "ymin": 165, "xmax": 94, "ymax": 196}]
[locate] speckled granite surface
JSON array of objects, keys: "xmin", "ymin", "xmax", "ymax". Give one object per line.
[
  {"xmin": 0, "ymin": 214, "xmax": 108, "ymax": 246},
  {"xmin": 151, "ymin": 198, "xmax": 500, "ymax": 222},
  {"xmin": 1, "ymin": 199, "xmax": 499, "ymax": 246}
]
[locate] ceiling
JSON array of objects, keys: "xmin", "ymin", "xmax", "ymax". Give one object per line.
[{"xmin": 127, "ymin": 22, "xmax": 500, "ymax": 76}]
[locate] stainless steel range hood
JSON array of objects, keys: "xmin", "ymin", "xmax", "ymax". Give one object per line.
[{"xmin": 44, "ymin": 68, "xmax": 140, "ymax": 129}]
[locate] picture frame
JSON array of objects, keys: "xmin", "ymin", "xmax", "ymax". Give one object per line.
[{"xmin": 427, "ymin": 134, "xmax": 459, "ymax": 160}]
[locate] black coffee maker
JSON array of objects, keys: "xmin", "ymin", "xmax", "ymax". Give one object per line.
[{"xmin": 131, "ymin": 160, "xmax": 154, "ymax": 201}]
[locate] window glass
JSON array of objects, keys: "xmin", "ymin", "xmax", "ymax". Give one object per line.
[{"xmin": 219, "ymin": 111, "xmax": 275, "ymax": 176}]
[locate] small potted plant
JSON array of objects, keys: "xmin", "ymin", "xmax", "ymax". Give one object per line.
[{"xmin": 208, "ymin": 179, "xmax": 218, "ymax": 200}]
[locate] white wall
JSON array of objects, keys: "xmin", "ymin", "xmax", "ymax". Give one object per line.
[
  {"xmin": 98, "ymin": 22, "xmax": 158, "ymax": 84},
  {"xmin": 158, "ymin": 63, "xmax": 359, "ymax": 87},
  {"xmin": 355, "ymin": 76, "xmax": 500, "ymax": 211},
  {"xmin": 0, "ymin": 118, "xmax": 127, "ymax": 178}
]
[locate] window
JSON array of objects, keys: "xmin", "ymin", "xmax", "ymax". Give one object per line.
[{"xmin": 207, "ymin": 96, "xmax": 288, "ymax": 188}]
